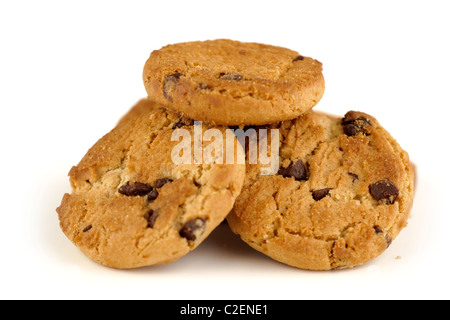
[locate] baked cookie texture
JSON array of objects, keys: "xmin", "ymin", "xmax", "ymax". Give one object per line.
[
  {"xmin": 227, "ymin": 111, "xmax": 415, "ymax": 271},
  {"xmin": 143, "ymin": 39, "xmax": 325, "ymax": 126},
  {"xmin": 57, "ymin": 99, "xmax": 245, "ymax": 269}
]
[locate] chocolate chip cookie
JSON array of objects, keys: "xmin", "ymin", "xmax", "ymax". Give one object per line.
[
  {"xmin": 143, "ymin": 39, "xmax": 325, "ymax": 126},
  {"xmin": 57, "ymin": 99, "xmax": 245, "ymax": 269},
  {"xmin": 227, "ymin": 111, "xmax": 415, "ymax": 270}
]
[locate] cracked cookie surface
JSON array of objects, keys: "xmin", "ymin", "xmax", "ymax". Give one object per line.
[
  {"xmin": 227, "ymin": 111, "xmax": 415, "ymax": 270},
  {"xmin": 143, "ymin": 39, "xmax": 325, "ymax": 126},
  {"xmin": 57, "ymin": 99, "xmax": 245, "ymax": 269}
]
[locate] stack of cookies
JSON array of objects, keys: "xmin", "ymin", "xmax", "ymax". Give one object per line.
[{"xmin": 57, "ymin": 39, "xmax": 415, "ymax": 271}]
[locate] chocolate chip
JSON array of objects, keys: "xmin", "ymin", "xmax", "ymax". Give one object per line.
[
  {"xmin": 118, "ymin": 182, "xmax": 153, "ymax": 197},
  {"xmin": 229, "ymin": 125, "xmax": 255, "ymax": 132},
  {"xmin": 146, "ymin": 209, "xmax": 159, "ymax": 228},
  {"xmin": 164, "ymin": 72, "xmax": 185, "ymax": 102},
  {"xmin": 82, "ymin": 225, "xmax": 92, "ymax": 233},
  {"xmin": 386, "ymin": 235, "xmax": 393, "ymax": 248},
  {"xmin": 193, "ymin": 180, "xmax": 202, "ymax": 188},
  {"xmin": 219, "ymin": 73, "xmax": 243, "ymax": 81},
  {"xmin": 293, "ymin": 55, "xmax": 305, "ymax": 62},
  {"xmin": 342, "ymin": 111, "xmax": 372, "ymax": 136},
  {"xmin": 348, "ymin": 172, "xmax": 359, "ymax": 182},
  {"xmin": 179, "ymin": 218, "xmax": 206, "ymax": 242},
  {"xmin": 343, "ymin": 123, "xmax": 369, "ymax": 136},
  {"xmin": 278, "ymin": 160, "xmax": 308, "ymax": 181},
  {"xmin": 374, "ymin": 226, "xmax": 383, "ymax": 234},
  {"xmin": 147, "ymin": 189, "xmax": 159, "ymax": 201},
  {"xmin": 155, "ymin": 178, "xmax": 173, "ymax": 189},
  {"xmin": 172, "ymin": 121, "xmax": 184, "ymax": 129},
  {"xmin": 173, "ymin": 118, "xmax": 193, "ymax": 129},
  {"xmin": 369, "ymin": 179, "xmax": 399, "ymax": 204},
  {"xmin": 312, "ymin": 188, "xmax": 332, "ymax": 201}
]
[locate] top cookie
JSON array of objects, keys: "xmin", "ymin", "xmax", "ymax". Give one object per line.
[
  {"xmin": 227, "ymin": 110, "xmax": 415, "ymax": 270},
  {"xmin": 143, "ymin": 39, "xmax": 325, "ymax": 126},
  {"xmin": 57, "ymin": 99, "xmax": 245, "ymax": 269}
]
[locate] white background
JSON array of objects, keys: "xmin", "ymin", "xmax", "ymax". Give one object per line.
[{"xmin": 1, "ymin": 0, "xmax": 449, "ymax": 300}]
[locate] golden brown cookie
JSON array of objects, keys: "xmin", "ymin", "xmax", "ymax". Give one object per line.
[
  {"xmin": 227, "ymin": 111, "xmax": 415, "ymax": 271},
  {"xmin": 143, "ymin": 39, "xmax": 325, "ymax": 126},
  {"xmin": 57, "ymin": 99, "xmax": 245, "ymax": 269}
]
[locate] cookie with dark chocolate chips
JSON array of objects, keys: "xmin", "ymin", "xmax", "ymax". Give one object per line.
[
  {"xmin": 227, "ymin": 110, "xmax": 415, "ymax": 271},
  {"xmin": 143, "ymin": 39, "xmax": 325, "ymax": 125},
  {"xmin": 57, "ymin": 99, "xmax": 245, "ymax": 269}
]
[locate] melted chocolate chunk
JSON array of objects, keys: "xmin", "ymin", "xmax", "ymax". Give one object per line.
[
  {"xmin": 118, "ymin": 182, "xmax": 153, "ymax": 197},
  {"xmin": 278, "ymin": 160, "xmax": 308, "ymax": 181},
  {"xmin": 147, "ymin": 189, "xmax": 159, "ymax": 201},
  {"xmin": 374, "ymin": 226, "xmax": 384, "ymax": 234},
  {"xmin": 343, "ymin": 122, "xmax": 370, "ymax": 136},
  {"xmin": 179, "ymin": 218, "xmax": 206, "ymax": 242},
  {"xmin": 312, "ymin": 188, "xmax": 332, "ymax": 201},
  {"xmin": 173, "ymin": 118, "xmax": 193, "ymax": 129},
  {"xmin": 342, "ymin": 111, "xmax": 372, "ymax": 136},
  {"xmin": 369, "ymin": 179, "xmax": 399, "ymax": 204},
  {"xmin": 219, "ymin": 73, "xmax": 243, "ymax": 81},
  {"xmin": 172, "ymin": 121, "xmax": 186, "ymax": 129},
  {"xmin": 293, "ymin": 55, "xmax": 305, "ymax": 62},
  {"xmin": 146, "ymin": 209, "xmax": 159, "ymax": 229},
  {"xmin": 155, "ymin": 178, "xmax": 173, "ymax": 189},
  {"xmin": 348, "ymin": 172, "xmax": 359, "ymax": 182},
  {"xmin": 83, "ymin": 225, "xmax": 92, "ymax": 233},
  {"xmin": 164, "ymin": 72, "xmax": 185, "ymax": 102},
  {"xmin": 386, "ymin": 235, "xmax": 393, "ymax": 248}
]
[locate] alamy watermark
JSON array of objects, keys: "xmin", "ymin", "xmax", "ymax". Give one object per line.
[{"xmin": 171, "ymin": 121, "xmax": 280, "ymax": 175}]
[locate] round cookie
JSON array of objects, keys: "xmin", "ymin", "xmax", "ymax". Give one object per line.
[
  {"xmin": 227, "ymin": 110, "xmax": 415, "ymax": 271},
  {"xmin": 143, "ymin": 39, "xmax": 325, "ymax": 126},
  {"xmin": 57, "ymin": 99, "xmax": 245, "ymax": 269}
]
